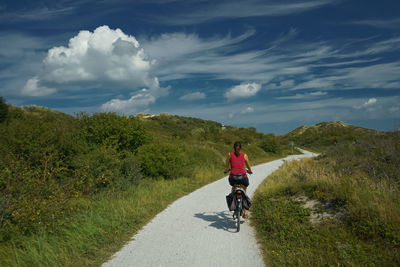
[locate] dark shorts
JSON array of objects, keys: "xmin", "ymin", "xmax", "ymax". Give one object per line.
[{"xmin": 229, "ymin": 174, "xmax": 249, "ymax": 187}]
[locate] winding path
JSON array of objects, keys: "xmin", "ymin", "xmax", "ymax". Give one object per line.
[{"xmin": 103, "ymin": 149, "xmax": 317, "ymax": 267}]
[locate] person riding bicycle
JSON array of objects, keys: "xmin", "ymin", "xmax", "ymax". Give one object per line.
[{"xmin": 224, "ymin": 141, "xmax": 253, "ymax": 218}]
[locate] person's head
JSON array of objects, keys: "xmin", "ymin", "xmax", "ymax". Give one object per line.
[{"xmin": 233, "ymin": 141, "xmax": 241, "ymax": 154}]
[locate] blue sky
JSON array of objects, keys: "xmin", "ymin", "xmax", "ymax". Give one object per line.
[{"xmin": 0, "ymin": 0, "xmax": 399, "ymax": 134}]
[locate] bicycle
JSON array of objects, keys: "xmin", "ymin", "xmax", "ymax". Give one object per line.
[
  {"xmin": 231, "ymin": 184, "xmax": 246, "ymax": 232},
  {"xmin": 225, "ymin": 169, "xmax": 251, "ymax": 232}
]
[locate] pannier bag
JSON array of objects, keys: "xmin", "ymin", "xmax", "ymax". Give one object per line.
[{"xmin": 226, "ymin": 188, "xmax": 252, "ymax": 211}]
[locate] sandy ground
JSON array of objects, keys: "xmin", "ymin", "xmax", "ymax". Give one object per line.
[{"xmin": 102, "ymin": 149, "xmax": 317, "ymax": 267}]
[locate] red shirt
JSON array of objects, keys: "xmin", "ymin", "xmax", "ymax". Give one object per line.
[{"xmin": 229, "ymin": 152, "xmax": 246, "ymax": 174}]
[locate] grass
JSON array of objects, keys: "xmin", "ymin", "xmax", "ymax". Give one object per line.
[
  {"xmin": 251, "ymin": 156, "xmax": 400, "ymax": 266},
  {"xmin": 0, "ymin": 166, "xmax": 223, "ymax": 266}
]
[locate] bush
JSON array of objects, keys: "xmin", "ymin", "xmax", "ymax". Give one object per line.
[
  {"xmin": 71, "ymin": 146, "xmax": 121, "ymax": 192},
  {"xmin": 0, "ymin": 97, "xmax": 8, "ymax": 123},
  {"xmin": 78, "ymin": 112, "xmax": 148, "ymax": 153},
  {"xmin": 137, "ymin": 143, "xmax": 188, "ymax": 179},
  {"xmin": 0, "ymin": 108, "xmax": 148, "ymax": 236},
  {"xmin": 119, "ymin": 156, "xmax": 143, "ymax": 186},
  {"xmin": 260, "ymin": 134, "xmax": 280, "ymax": 153},
  {"xmin": 0, "ymin": 109, "xmax": 84, "ymax": 235},
  {"xmin": 72, "ymin": 147, "xmax": 143, "ymax": 192}
]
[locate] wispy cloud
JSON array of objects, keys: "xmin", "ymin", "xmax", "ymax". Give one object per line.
[
  {"xmin": 180, "ymin": 92, "xmax": 206, "ymax": 101},
  {"xmin": 350, "ymin": 17, "xmax": 400, "ymax": 29},
  {"xmin": 154, "ymin": 0, "xmax": 340, "ymax": 25},
  {"xmin": 331, "ymin": 62, "xmax": 400, "ymax": 89},
  {"xmin": 142, "ymin": 29, "xmax": 308, "ymax": 83},
  {"xmin": 0, "ymin": 6, "xmax": 76, "ymax": 22},
  {"xmin": 277, "ymin": 91, "xmax": 327, "ymax": 100},
  {"xmin": 143, "ymin": 29, "xmax": 400, "ymax": 94}
]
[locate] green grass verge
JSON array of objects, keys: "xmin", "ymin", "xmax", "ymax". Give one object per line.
[{"xmin": 0, "ymin": 167, "xmax": 221, "ymax": 266}]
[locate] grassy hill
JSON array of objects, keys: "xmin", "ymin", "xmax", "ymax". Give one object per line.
[
  {"xmin": 252, "ymin": 127, "xmax": 400, "ymax": 266},
  {"xmin": 0, "ymin": 104, "xmax": 289, "ymax": 266},
  {"xmin": 281, "ymin": 120, "xmax": 378, "ymax": 151}
]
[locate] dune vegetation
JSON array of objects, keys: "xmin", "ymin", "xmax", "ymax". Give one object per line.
[
  {"xmin": 0, "ymin": 101, "xmax": 289, "ymax": 266},
  {"xmin": 252, "ymin": 127, "xmax": 400, "ymax": 266},
  {"xmin": 281, "ymin": 120, "xmax": 377, "ymax": 152}
]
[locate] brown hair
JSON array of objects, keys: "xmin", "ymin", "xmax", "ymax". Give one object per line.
[{"xmin": 233, "ymin": 141, "xmax": 242, "ymax": 149}]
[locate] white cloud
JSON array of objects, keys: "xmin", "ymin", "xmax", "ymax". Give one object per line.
[
  {"xmin": 42, "ymin": 25, "xmax": 149, "ymax": 84},
  {"xmin": 227, "ymin": 106, "xmax": 254, "ymax": 119},
  {"xmin": 33, "ymin": 25, "xmax": 166, "ymax": 96},
  {"xmin": 18, "ymin": 25, "xmax": 168, "ymax": 111},
  {"xmin": 225, "ymin": 82, "xmax": 261, "ymax": 100},
  {"xmin": 241, "ymin": 107, "xmax": 254, "ymax": 114},
  {"xmin": 179, "ymin": 92, "xmax": 206, "ymax": 101},
  {"xmin": 353, "ymin": 98, "xmax": 377, "ymax": 110},
  {"xmin": 309, "ymin": 91, "xmax": 327, "ymax": 96},
  {"xmin": 101, "ymin": 89, "xmax": 155, "ymax": 113},
  {"xmin": 21, "ymin": 76, "xmax": 56, "ymax": 96},
  {"xmin": 365, "ymin": 98, "xmax": 377, "ymax": 106},
  {"xmin": 277, "ymin": 91, "xmax": 327, "ymax": 100}
]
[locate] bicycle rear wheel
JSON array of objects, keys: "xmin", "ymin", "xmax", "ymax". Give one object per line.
[{"xmin": 236, "ymin": 201, "xmax": 242, "ymax": 232}]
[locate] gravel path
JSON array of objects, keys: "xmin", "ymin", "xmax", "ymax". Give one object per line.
[{"xmin": 103, "ymin": 149, "xmax": 317, "ymax": 267}]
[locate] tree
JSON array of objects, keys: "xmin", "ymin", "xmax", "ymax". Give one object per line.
[{"xmin": 0, "ymin": 96, "xmax": 8, "ymax": 123}]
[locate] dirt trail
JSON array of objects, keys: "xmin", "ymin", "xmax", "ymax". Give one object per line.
[{"xmin": 103, "ymin": 149, "xmax": 317, "ymax": 267}]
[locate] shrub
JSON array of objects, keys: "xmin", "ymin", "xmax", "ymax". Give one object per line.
[
  {"xmin": 72, "ymin": 147, "xmax": 143, "ymax": 192},
  {"xmin": 78, "ymin": 112, "xmax": 148, "ymax": 153},
  {"xmin": 119, "ymin": 156, "xmax": 143, "ymax": 186},
  {"xmin": 71, "ymin": 146, "xmax": 121, "ymax": 192},
  {"xmin": 260, "ymin": 134, "xmax": 280, "ymax": 153},
  {"xmin": 0, "ymin": 108, "xmax": 84, "ymax": 235},
  {"xmin": 137, "ymin": 143, "xmax": 187, "ymax": 179}
]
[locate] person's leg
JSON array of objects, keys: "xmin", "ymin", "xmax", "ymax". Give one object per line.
[{"xmin": 242, "ymin": 180, "xmax": 249, "ymax": 218}]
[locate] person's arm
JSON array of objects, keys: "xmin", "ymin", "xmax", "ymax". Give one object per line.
[
  {"xmin": 224, "ymin": 153, "xmax": 230, "ymax": 173},
  {"xmin": 244, "ymin": 154, "xmax": 253, "ymax": 174}
]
